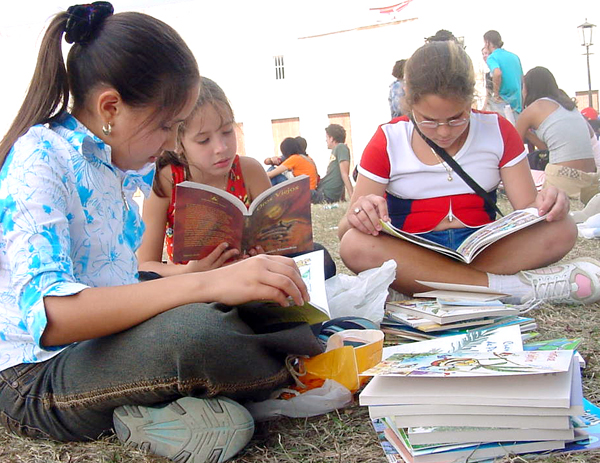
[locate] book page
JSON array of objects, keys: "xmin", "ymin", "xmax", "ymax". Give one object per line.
[
  {"xmin": 172, "ymin": 182, "xmax": 245, "ymax": 262},
  {"xmin": 380, "ymin": 221, "xmax": 464, "ymax": 261},
  {"xmin": 244, "ymin": 175, "xmax": 313, "ymax": 255},
  {"xmin": 456, "ymin": 208, "xmax": 546, "ymax": 261}
]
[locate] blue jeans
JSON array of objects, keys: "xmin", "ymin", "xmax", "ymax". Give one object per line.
[
  {"xmin": 418, "ymin": 227, "xmax": 480, "ymax": 251},
  {"xmin": 0, "ymin": 303, "xmax": 323, "ymax": 441},
  {"xmin": 267, "ymin": 166, "xmax": 288, "ymax": 186}
]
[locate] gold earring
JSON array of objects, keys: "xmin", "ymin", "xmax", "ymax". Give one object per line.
[{"xmin": 102, "ymin": 122, "xmax": 113, "ymax": 136}]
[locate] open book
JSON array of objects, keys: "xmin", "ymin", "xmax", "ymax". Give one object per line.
[
  {"xmin": 172, "ymin": 175, "xmax": 313, "ymax": 262},
  {"xmin": 236, "ymin": 250, "xmax": 330, "ymax": 331},
  {"xmin": 380, "ymin": 208, "xmax": 546, "ymax": 264}
]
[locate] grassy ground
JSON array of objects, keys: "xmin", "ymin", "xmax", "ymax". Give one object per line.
[{"xmin": 2, "ymin": 199, "xmax": 600, "ymax": 462}]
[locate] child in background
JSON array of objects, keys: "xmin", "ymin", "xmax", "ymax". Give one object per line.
[
  {"xmin": 0, "ymin": 4, "xmax": 322, "ymax": 463},
  {"xmin": 266, "ymin": 137, "xmax": 319, "ymax": 189},
  {"xmin": 138, "ymin": 76, "xmax": 271, "ymax": 273},
  {"xmin": 338, "ymin": 40, "xmax": 600, "ymax": 305}
]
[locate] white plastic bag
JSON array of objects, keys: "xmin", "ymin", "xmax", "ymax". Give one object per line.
[
  {"xmin": 325, "ymin": 259, "xmax": 397, "ymax": 325},
  {"xmin": 245, "ymin": 379, "xmax": 353, "ymax": 421},
  {"xmin": 578, "ymin": 213, "xmax": 600, "ymax": 239}
]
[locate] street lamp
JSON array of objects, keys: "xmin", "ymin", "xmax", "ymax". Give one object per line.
[{"xmin": 578, "ymin": 19, "xmax": 596, "ymax": 108}]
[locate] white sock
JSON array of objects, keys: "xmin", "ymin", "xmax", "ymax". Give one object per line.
[{"xmin": 487, "ymin": 273, "xmax": 531, "ymax": 300}]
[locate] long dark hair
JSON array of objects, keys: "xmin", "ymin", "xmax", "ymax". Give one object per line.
[
  {"xmin": 523, "ymin": 66, "xmax": 575, "ymax": 110},
  {"xmin": 0, "ymin": 8, "xmax": 199, "ymax": 167},
  {"xmin": 280, "ymin": 138, "xmax": 301, "ymax": 160}
]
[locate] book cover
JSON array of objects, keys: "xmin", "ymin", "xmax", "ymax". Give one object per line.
[
  {"xmin": 380, "ymin": 208, "xmax": 546, "ymax": 264},
  {"xmin": 385, "ymin": 299, "xmax": 518, "ymax": 325},
  {"xmin": 381, "ymin": 324, "xmax": 524, "ymax": 359},
  {"xmin": 361, "ymin": 349, "xmax": 574, "ymax": 377},
  {"xmin": 172, "ymin": 175, "xmax": 313, "ymax": 262},
  {"xmin": 359, "ymin": 356, "xmax": 577, "ymax": 407}
]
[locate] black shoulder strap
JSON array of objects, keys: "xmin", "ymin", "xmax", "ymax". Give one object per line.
[{"xmin": 410, "ymin": 116, "xmax": 504, "ymax": 217}]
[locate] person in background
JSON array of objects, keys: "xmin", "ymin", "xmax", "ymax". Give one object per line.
[
  {"xmin": 481, "ymin": 46, "xmax": 493, "ymax": 111},
  {"xmin": 516, "ymin": 67, "xmax": 598, "ymax": 204},
  {"xmin": 389, "ymin": 59, "xmax": 407, "ymax": 119},
  {"xmin": 0, "ymin": 4, "xmax": 322, "ymax": 463},
  {"xmin": 582, "ymin": 107, "xmax": 600, "ymax": 139},
  {"xmin": 483, "ymin": 30, "xmax": 523, "ymax": 124},
  {"xmin": 266, "ymin": 137, "xmax": 319, "ymax": 189},
  {"xmin": 311, "ymin": 124, "xmax": 353, "ymax": 204},
  {"xmin": 337, "ymin": 40, "xmax": 600, "ymax": 307}
]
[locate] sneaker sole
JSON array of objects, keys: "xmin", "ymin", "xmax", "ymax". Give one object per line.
[{"xmin": 113, "ymin": 396, "xmax": 254, "ymax": 463}]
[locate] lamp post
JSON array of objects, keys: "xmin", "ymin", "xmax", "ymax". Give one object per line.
[{"xmin": 578, "ymin": 20, "xmax": 596, "ymax": 108}]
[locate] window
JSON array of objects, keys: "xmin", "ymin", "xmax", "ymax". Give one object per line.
[{"xmin": 274, "ymin": 55, "xmax": 285, "ymax": 80}]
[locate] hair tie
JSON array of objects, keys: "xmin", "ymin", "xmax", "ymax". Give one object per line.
[{"xmin": 65, "ymin": 2, "xmax": 114, "ymax": 44}]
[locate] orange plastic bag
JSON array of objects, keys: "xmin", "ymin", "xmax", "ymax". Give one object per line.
[{"xmin": 289, "ymin": 329, "xmax": 384, "ymax": 394}]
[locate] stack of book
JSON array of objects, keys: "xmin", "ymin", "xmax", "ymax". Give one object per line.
[
  {"xmin": 381, "ymin": 280, "xmax": 537, "ymax": 343},
  {"xmin": 359, "ymin": 326, "xmax": 586, "ymax": 463}
]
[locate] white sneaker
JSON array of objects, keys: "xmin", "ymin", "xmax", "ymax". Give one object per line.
[
  {"xmin": 519, "ymin": 258, "xmax": 600, "ymax": 305},
  {"xmin": 113, "ymin": 396, "xmax": 254, "ymax": 463}
]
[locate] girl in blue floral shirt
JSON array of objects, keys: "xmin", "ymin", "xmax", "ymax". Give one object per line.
[{"xmin": 0, "ymin": 3, "xmax": 322, "ymax": 462}]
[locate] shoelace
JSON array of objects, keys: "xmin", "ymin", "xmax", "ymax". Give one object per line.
[
  {"xmin": 517, "ymin": 299, "xmax": 544, "ymax": 315},
  {"xmin": 528, "ymin": 272, "xmax": 573, "ymax": 302}
]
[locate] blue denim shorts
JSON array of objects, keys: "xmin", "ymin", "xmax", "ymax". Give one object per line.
[{"xmin": 417, "ymin": 227, "xmax": 480, "ymax": 251}]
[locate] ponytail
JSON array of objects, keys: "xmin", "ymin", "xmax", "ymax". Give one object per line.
[
  {"xmin": 0, "ymin": 14, "xmax": 70, "ymax": 166},
  {"xmin": 0, "ymin": 3, "xmax": 199, "ymax": 171}
]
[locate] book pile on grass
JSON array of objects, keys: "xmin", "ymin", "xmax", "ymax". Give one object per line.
[
  {"xmin": 381, "ymin": 280, "xmax": 537, "ymax": 343},
  {"xmin": 359, "ymin": 325, "xmax": 591, "ymax": 462}
]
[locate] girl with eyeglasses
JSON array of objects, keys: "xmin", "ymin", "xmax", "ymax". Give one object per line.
[{"xmin": 337, "ymin": 40, "xmax": 600, "ymax": 306}]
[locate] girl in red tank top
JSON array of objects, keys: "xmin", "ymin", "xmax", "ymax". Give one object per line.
[{"xmin": 138, "ymin": 77, "xmax": 272, "ymax": 275}]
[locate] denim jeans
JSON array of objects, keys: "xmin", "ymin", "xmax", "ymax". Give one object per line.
[
  {"xmin": 418, "ymin": 227, "xmax": 480, "ymax": 251},
  {"xmin": 0, "ymin": 303, "xmax": 323, "ymax": 442}
]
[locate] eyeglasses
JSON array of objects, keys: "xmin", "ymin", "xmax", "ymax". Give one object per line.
[{"xmin": 412, "ymin": 112, "xmax": 469, "ymax": 129}]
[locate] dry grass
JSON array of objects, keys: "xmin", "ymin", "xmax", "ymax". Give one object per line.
[{"xmin": 2, "ymin": 198, "xmax": 600, "ymax": 462}]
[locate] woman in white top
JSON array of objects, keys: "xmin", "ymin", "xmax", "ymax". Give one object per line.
[{"xmin": 516, "ymin": 67, "xmax": 598, "ymax": 202}]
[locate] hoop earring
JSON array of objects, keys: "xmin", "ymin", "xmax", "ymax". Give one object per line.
[{"xmin": 102, "ymin": 122, "xmax": 112, "ymax": 136}]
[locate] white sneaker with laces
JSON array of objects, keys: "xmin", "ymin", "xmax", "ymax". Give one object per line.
[
  {"xmin": 519, "ymin": 257, "xmax": 600, "ymax": 305},
  {"xmin": 113, "ymin": 396, "xmax": 254, "ymax": 463}
]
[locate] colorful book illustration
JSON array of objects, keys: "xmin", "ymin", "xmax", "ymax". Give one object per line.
[
  {"xmin": 361, "ymin": 349, "xmax": 574, "ymax": 378},
  {"xmin": 359, "ymin": 355, "xmax": 578, "ymax": 407},
  {"xmin": 380, "ymin": 208, "xmax": 546, "ymax": 264},
  {"xmin": 385, "ymin": 299, "xmax": 518, "ymax": 325},
  {"xmin": 381, "ymin": 324, "xmax": 524, "ymax": 359},
  {"xmin": 172, "ymin": 175, "xmax": 313, "ymax": 262}
]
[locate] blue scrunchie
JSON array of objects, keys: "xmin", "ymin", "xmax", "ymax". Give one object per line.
[{"xmin": 65, "ymin": 1, "xmax": 114, "ymax": 44}]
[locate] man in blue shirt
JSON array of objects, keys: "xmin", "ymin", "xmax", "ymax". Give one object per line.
[{"xmin": 483, "ymin": 30, "xmax": 523, "ymax": 124}]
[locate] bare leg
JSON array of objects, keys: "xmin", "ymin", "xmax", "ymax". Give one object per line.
[{"xmin": 339, "ymin": 215, "xmax": 577, "ymax": 296}]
